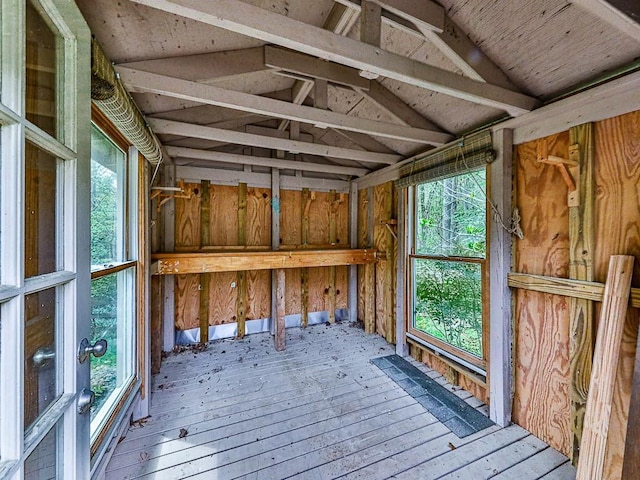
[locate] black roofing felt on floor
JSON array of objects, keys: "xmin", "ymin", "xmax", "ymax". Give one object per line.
[{"xmin": 371, "ymin": 354, "xmax": 494, "ymax": 438}]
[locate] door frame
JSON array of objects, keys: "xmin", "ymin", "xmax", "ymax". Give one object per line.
[{"xmin": 0, "ymin": 0, "xmax": 92, "ymax": 478}]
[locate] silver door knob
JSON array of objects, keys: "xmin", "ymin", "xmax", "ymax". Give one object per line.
[
  {"xmin": 33, "ymin": 346, "xmax": 55, "ymax": 366},
  {"xmin": 77, "ymin": 388, "xmax": 95, "ymax": 415},
  {"xmin": 78, "ymin": 338, "xmax": 108, "ymax": 363}
]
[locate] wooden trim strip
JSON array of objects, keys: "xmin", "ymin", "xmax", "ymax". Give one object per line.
[
  {"xmin": 91, "ymin": 261, "xmax": 137, "ymax": 280},
  {"xmin": 508, "ymin": 272, "xmax": 640, "ymax": 308},
  {"xmin": 151, "ymin": 249, "xmax": 379, "ymax": 275}
]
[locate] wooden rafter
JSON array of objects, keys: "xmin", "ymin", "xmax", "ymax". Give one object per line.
[
  {"xmin": 117, "ymin": 67, "xmax": 452, "ymax": 145},
  {"xmin": 334, "ymin": 0, "xmax": 519, "ymax": 90},
  {"xmin": 129, "ymin": 0, "xmax": 538, "ymax": 115},
  {"xmin": 149, "ymin": 119, "xmax": 401, "ymax": 164},
  {"xmin": 115, "ymin": 47, "xmax": 268, "ymax": 84},
  {"xmin": 165, "ymin": 146, "xmax": 370, "ymax": 177}
]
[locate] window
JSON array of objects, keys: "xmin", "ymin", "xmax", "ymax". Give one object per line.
[
  {"xmin": 89, "ymin": 117, "xmax": 137, "ymax": 446},
  {"xmin": 409, "ymin": 169, "xmax": 487, "ymax": 372}
]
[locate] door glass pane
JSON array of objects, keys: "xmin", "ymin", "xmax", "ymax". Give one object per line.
[
  {"xmin": 90, "ymin": 268, "xmax": 134, "ymax": 432},
  {"xmin": 25, "ymin": 141, "xmax": 58, "ymax": 278},
  {"xmin": 413, "ymin": 258, "xmax": 483, "ymax": 358},
  {"xmin": 26, "ymin": 0, "xmax": 58, "ymax": 137},
  {"xmin": 24, "ymin": 287, "xmax": 61, "ymax": 430},
  {"xmin": 24, "ymin": 421, "xmax": 61, "ymax": 480},
  {"xmin": 91, "ymin": 125, "xmax": 126, "ymax": 267}
]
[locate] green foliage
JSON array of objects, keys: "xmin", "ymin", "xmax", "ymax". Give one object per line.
[
  {"xmin": 413, "ymin": 170, "xmax": 486, "ymax": 359},
  {"xmin": 414, "ymin": 259, "xmax": 482, "ymax": 357}
]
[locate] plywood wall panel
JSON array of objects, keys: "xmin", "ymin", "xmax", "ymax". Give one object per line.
[
  {"xmin": 175, "ymin": 274, "xmax": 200, "ymax": 330},
  {"xmin": 285, "ymin": 268, "xmax": 302, "ymax": 315},
  {"xmin": 513, "ymin": 132, "xmax": 571, "ymax": 456},
  {"xmin": 336, "ymin": 193, "xmax": 349, "ymax": 246},
  {"xmin": 594, "ymin": 111, "xmax": 640, "ymax": 480},
  {"xmin": 247, "ymin": 270, "xmax": 271, "ymax": 320},
  {"xmin": 308, "ymin": 266, "xmax": 329, "ymax": 313},
  {"xmin": 336, "ymin": 265, "xmax": 348, "ymax": 309},
  {"xmin": 209, "ymin": 272, "xmax": 237, "ymax": 325},
  {"xmin": 308, "ymin": 191, "xmax": 330, "ymax": 245},
  {"xmin": 210, "ymin": 184, "xmax": 238, "ymax": 246},
  {"xmin": 175, "ymin": 183, "xmax": 201, "ymax": 248},
  {"xmin": 247, "ymin": 187, "xmax": 271, "ymax": 246},
  {"xmin": 280, "ymin": 189, "xmax": 302, "ymax": 245}
]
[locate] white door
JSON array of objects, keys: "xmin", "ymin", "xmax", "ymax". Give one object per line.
[{"xmin": 0, "ymin": 0, "xmax": 91, "ymax": 478}]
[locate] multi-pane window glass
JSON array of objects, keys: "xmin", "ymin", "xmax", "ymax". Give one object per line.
[
  {"xmin": 413, "ymin": 170, "xmax": 486, "ymax": 362},
  {"xmin": 89, "ymin": 122, "xmax": 135, "ymax": 437},
  {"xmin": 26, "ymin": 0, "xmax": 58, "ymax": 138},
  {"xmin": 90, "ymin": 269, "xmax": 134, "ymax": 426},
  {"xmin": 24, "ymin": 287, "xmax": 61, "ymax": 430},
  {"xmin": 91, "ymin": 125, "xmax": 126, "ymax": 268},
  {"xmin": 415, "ymin": 172, "xmax": 486, "ymax": 258}
]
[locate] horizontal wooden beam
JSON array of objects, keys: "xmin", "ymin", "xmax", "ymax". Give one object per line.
[
  {"xmin": 166, "ymin": 146, "xmax": 369, "ymax": 177},
  {"xmin": 151, "ymin": 249, "xmax": 379, "ymax": 274},
  {"xmin": 117, "ymin": 67, "xmax": 451, "ymax": 145},
  {"xmin": 264, "ymin": 46, "xmax": 370, "ymax": 90},
  {"xmin": 129, "ymin": 0, "xmax": 538, "ymax": 116},
  {"xmin": 115, "ymin": 47, "xmax": 268, "ymax": 83},
  {"xmin": 508, "ymin": 272, "xmax": 640, "ymax": 308},
  {"xmin": 175, "ymin": 165, "xmax": 351, "ymax": 192},
  {"xmin": 149, "ymin": 118, "xmax": 401, "ymax": 164}
]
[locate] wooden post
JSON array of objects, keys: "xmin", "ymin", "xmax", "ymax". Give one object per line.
[
  {"xmin": 489, "ymin": 128, "xmax": 514, "ymax": 427},
  {"xmin": 271, "ymin": 168, "xmax": 280, "ymax": 336},
  {"xmin": 568, "ymin": 123, "xmax": 595, "ymax": 464},
  {"xmin": 199, "ymin": 180, "xmax": 210, "ymax": 344},
  {"xmin": 301, "ymin": 187, "xmax": 311, "ymax": 327},
  {"xmin": 328, "ymin": 189, "xmax": 338, "ymax": 323},
  {"xmin": 577, "ymin": 255, "xmax": 634, "ymax": 480},
  {"xmin": 395, "ymin": 186, "xmax": 409, "ymax": 356},
  {"xmin": 622, "ymin": 324, "xmax": 640, "ymax": 480},
  {"xmin": 236, "ymin": 182, "xmax": 248, "ymax": 338},
  {"xmin": 365, "ymin": 187, "xmax": 375, "ymax": 333},
  {"xmin": 348, "ymin": 182, "xmax": 358, "ymax": 323},
  {"xmin": 274, "ymin": 269, "xmax": 286, "ymax": 351},
  {"xmin": 162, "ymin": 163, "xmax": 176, "ymax": 352},
  {"xmin": 383, "ymin": 182, "xmax": 394, "ymax": 343}
]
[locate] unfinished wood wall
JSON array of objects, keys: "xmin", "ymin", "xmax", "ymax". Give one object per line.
[
  {"xmin": 171, "ymin": 182, "xmax": 349, "ymax": 331},
  {"xmin": 357, "ymin": 181, "xmax": 396, "ymax": 341},
  {"xmin": 512, "ymin": 110, "xmax": 640, "ymax": 463}
]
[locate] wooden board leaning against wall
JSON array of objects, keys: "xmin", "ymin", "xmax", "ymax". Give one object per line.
[
  {"xmin": 512, "ymin": 110, "xmax": 640, "ymax": 473},
  {"xmin": 171, "ymin": 182, "xmax": 350, "ymax": 334}
]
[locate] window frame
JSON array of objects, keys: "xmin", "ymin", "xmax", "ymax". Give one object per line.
[
  {"xmin": 88, "ymin": 105, "xmax": 139, "ymax": 457},
  {"xmin": 407, "ymin": 169, "xmax": 490, "ymax": 374}
]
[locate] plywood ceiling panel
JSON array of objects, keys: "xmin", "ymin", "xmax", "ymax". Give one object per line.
[{"xmin": 439, "ymin": 0, "xmax": 640, "ymax": 97}]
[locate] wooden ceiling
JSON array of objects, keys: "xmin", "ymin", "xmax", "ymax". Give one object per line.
[{"xmin": 77, "ymin": 0, "xmax": 640, "ymax": 180}]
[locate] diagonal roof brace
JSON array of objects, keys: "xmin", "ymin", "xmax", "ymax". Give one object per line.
[{"xmin": 129, "ymin": 0, "xmax": 539, "ymax": 116}]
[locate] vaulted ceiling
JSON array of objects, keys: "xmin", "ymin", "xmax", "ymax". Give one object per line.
[{"xmin": 77, "ymin": 0, "xmax": 640, "ymax": 180}]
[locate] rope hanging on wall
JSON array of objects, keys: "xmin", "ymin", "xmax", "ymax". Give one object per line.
[{"xmin": 91, "ymin": 38, "xmax": 164, "ymax": 168}]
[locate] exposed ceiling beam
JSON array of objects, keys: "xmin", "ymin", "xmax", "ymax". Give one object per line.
[
  {"xmin": 115, "ymin": 47, "xmax": 268, "ymax": 84},
  {"xmin": 116, "ymin": 67, "xmax": 453, "ymax": 145},
  {"xmin": 572, "ymin": 0, "xmax": 640, "ymax": 42},
  {"xmin": 368, "ymin": 0, "xmax": 444, "ymax": 33},
  {"xmin": 129, "ymin": 0, "xmax": 539, "ymax": 116},
  {"xmin": 335, "ymin": 0, "xmax": 518, "ymax": 90},
  {"xmin": 166, "ymin": 146, "xmax": 369, "ymax": 177},
  {"xmin": 357, "ymin": 80, "xmax": 443, "ymax": 131},
  {"xmin": 149, "ymin": 118, "xmax": 401, "ymax": 164},
  {"xmin": 265, "ymin": 46, "xmax": 370, "ymax": 90}
]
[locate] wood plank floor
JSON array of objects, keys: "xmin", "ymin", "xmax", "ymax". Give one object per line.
[{"xmin": 106, "ymin": 323, "xmax": 576, "ymax": 480}]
